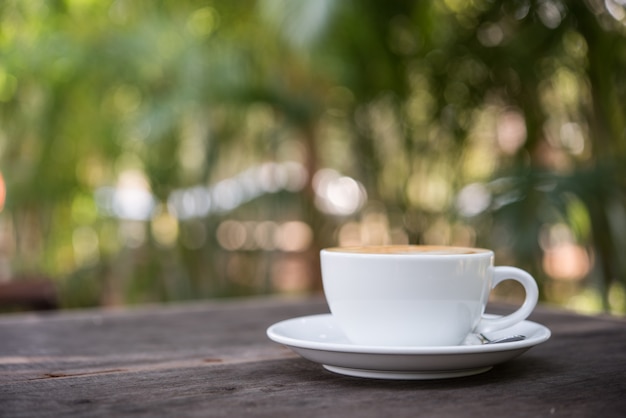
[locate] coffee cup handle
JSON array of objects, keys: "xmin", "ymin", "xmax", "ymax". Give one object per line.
[{"xmin": 475, "ymin": 266, "xmax": 539, "ymax": 334}]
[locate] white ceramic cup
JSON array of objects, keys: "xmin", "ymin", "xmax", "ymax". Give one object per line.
[{"xmin": 320, "ymin": 245, "xmax": 539, "ymax": 347}]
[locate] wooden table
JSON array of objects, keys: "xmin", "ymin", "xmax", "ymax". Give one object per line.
[{"xmin": 1, "ymin": 296, "xmax": 625, "ymax": 417}]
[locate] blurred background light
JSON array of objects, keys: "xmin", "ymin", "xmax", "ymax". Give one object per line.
[
  {"xmin": 456, "ymin": 183, "xmax": 492, "ymax": 217},
  {"xmin": 313, "ymin": 169, "xmax": 367, "ymax": 216},
  {"xmin": 0, "ymin": 172, "xmax": 5, "ymax": 213},
  {"xmin": 95, "ymin": 170, "xmax": 156, "ymax": 221},
  {"xmin": 168, "ymin": 161, "xmax": 307, "ymax": 220}
]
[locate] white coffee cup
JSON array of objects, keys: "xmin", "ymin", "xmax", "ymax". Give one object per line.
[{"xmin": 320, "ymin": 245, "xmax": 539, "ymax": 347}]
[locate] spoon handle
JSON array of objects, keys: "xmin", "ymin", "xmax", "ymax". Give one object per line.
[{"xmin": 479, "ymin": 333, "xmax": 526, "ymax": 344}]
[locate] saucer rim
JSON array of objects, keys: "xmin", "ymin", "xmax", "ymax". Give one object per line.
[{"xmin": 266, "ymin": 313, "xmax": 551, "ymax": 355}]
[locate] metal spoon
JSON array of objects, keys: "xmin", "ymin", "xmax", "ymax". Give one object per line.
[{"xmin": 478, "ymin": 333, "xmax": 526, "ymax": 344}]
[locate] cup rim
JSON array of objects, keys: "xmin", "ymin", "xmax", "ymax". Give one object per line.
[{"xmin": 321, "ymin": 245, "xmax": 493, "ymax": 257}]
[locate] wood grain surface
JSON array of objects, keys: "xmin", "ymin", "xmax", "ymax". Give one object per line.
[{"xmin": 1, "ymin": 296, "xmax": 625, "ymax": 417}]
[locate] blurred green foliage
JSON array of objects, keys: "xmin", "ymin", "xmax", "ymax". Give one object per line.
[{"xmin": 0, "ymin": 0, "xmax": 625, "ymax": 314}]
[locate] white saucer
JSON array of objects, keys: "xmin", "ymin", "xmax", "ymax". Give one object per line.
[{"xmin": 267, "ymin": 314, "xmax": 551, "ymax": 380}]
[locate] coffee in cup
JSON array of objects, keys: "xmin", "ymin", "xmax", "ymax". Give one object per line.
[{"xmin": 320, "ymin": 245, "xmax": 538, "ymax": 347}]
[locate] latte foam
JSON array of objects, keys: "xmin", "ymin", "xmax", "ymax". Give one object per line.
[{"xmin": 325, "ymin": 245, "xmax": 489, "ymax": 255}]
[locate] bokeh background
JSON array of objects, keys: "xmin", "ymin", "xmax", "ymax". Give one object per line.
[{"xmin": 0, "ymin": 0, "xmax": 625, "ymax": 314}]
